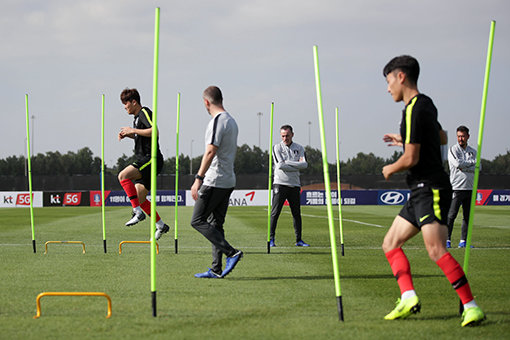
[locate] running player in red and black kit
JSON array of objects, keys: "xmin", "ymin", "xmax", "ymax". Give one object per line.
[
  {"xmin": 118, "ymin": 88, "xmax": 169, "ymax": 240},
  {"xmin": 381, "ymin": 56, "xmax": 484, "ymax": 327}
]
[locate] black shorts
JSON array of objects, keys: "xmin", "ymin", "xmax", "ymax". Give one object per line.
[
  {"xmin": 399, "ymin": 183, "xmax": 452, "ymax": 229},
  {"xmin": 131, "ymin": 155, "xmax": 163, "ymax": 191}
]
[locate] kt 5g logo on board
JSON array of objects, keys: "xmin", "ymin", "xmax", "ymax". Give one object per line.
[
  {"xmin": 63, "ymin": 192, "xmax": 82, "ymax": 206},
  {"xmin": 43, "ymin": 192, "xmax": 88, "ymax": 207}
]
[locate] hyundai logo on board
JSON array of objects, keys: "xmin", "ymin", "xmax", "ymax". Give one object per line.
[{"xmin": 380, "ymin": 191, "xmax": 405, "ymax": 205}]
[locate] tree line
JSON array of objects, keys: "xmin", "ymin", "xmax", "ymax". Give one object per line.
[{"xmin": 1, "ymin": 146, "xmax": 509, "ymax": 176}]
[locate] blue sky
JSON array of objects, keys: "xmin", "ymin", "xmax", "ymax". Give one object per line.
[{"xmin": 2, "ymin": 0, "xmax": 509, "ymax": 167}]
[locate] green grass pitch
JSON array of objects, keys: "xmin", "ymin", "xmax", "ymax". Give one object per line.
[{"xmin": 1, "ymin": 205, "xmax": 509, "ymax": 339}]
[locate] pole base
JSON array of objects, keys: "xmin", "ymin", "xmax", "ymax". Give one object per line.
[
  {"xmin": 32, "ymin": 240, "xmax": 36, "ymax": 253},
  {"xmin": 341, "ymin": 243, "xmax": 345, "ymax": 256},
  {"xmin": 152, "ymin": 291, "xmax": 157, "ymax": 317},
  {"xmin": 337, "ymin": 296, "xmax": 344, "ymax": 321},
  {"xmin": 175, "ymin": 239, "xmax": 178, "ymax": 254},
  {"xmin": 103, "ymin": 239, "xmax": 107, "ymax": 253},
  {"xmin": 267, "ymin": 241, "xmax": 270, "ymax": 254}
]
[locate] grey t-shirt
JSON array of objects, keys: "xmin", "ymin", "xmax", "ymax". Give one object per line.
[{"xmin": 204, "ymin": 112, "xmax": 238, "ymax": 188}]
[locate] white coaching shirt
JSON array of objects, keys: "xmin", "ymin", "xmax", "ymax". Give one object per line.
[
  {"xmin": 204, "ymin": 112, "xmax": 238, "ymax": 188},
  {"xmin": 272, "ymin": 141, "xmax": 308, "ymax": 187},
  {"xmin": 448, "ymin": 143, "xmax": 477, "ymax": 191}
]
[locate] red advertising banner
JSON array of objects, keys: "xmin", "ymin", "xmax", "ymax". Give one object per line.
[
  {"xmin": 63, "ymin": 192, "xmax": 82, "ymax": 206},
  {"xmin": 16, "ymin": 193, "xmax": 33, "ymax": 206},
  {"xmin": 89, "ymin": 191, "xmax": 111, "ymax": 207}
]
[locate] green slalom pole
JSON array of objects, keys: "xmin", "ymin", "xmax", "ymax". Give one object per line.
[
  {"xmin": 25, "ymin": 94, "xmax": 36, "ymax": 253},
  {"xmin": 150, "ymin": 7, "xmax": 160, "ymax": 318},
  {"xmin": 460, "ymin": 20, "xmax": 496, "ymax": 314},
  {"xmin": 335, "ymin": 107, "xmax": 345, "ymax": 256},
  {"xmin": 463, "ymin": 19, "xmax": 496, "ymax": 272},
  {"xmin": 101, "ymin": 94, "xmax": 107, "ymax": 253},
  {"xmin": 266, "ymin": 102, "xmax": 274, "ymax": 254},
  {"xmin": 174, "ymin": 92, "xmax": 181, "ymax": 254},
  {"xmin": 313, "ymin": 45, "xmax": 343, "ymax": 321}
]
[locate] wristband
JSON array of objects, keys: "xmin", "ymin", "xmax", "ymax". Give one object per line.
[{"xmin": 194, "ymin": 174, "xmax": 204, "ymax": 181}]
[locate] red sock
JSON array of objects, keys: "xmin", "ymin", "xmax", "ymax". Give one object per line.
[
  {"xmin": 140, "ymin": 200, "xmax": 161, "ymax": 222},
  {"xmin": 120, "ymin": 179, "xmax": 139, "ymax": 208},
  {"xmin": 436, "ymin": 252, "xmax": 474, "ymax": 304},
  {"xmin": 385, "ymin": 248, "xmax": 414, "ymax": 295}
]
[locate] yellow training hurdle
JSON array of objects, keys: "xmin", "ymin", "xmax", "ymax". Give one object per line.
[
  {"xmin": 44, "ymin": 241, "xmax": 86, "ymax": 254},
  {"xmin": 34, "ymin": 292, "xmax": 112, "ymax": 319},
  {"xmin": 118, "ymin": 241, "xmax": 159, "ymax": 254}
]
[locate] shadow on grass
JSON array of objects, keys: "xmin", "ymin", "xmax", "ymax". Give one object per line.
[
  {"xmin": 418, "ymin": 314, "xmax": 460, "ymax": 321},
  {"xmin": 230, "ymin": 273, "xmax": 443, "ymax": 281},
  {"xmin": 342, "ymin": 273, "xmax": 443, "ymax": 280},
  {"xmin": 246, "ymin": 251, "xmax": 330, "ymax": 255},
  {"xmin": 419, "ymin": 314, "xmax": 491, "ymax": 327},
  {"xmin": 230, "ymin": 275, "xmax": 333, "ymax": 281}
]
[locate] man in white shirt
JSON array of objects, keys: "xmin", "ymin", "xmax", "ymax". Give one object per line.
[
  {"xmin": 447, "ymin": 125, "xmax": 477, "ymax": 248},
  {"xmin": 270, "ymin": 125, "xmax": 309, "ymax": 247}
]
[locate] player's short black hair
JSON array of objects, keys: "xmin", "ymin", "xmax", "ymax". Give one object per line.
[
  {"xmin": 457, "ymin": 125, "xmax": 470, "ymax": 134},
  {"xmin": 383, "ymin": 55, "xmax": 420, "ymax": 85},
  {"xmin": 203, "ymin": 86, "xmax": 223, "ymax": 105},
  {"xmin": 280, "ymin": 125, "xmax": 293, "ymax": 133},
  {"xmin": 120, "ymin": 88, "xmax": 141, "ymax": 105}
]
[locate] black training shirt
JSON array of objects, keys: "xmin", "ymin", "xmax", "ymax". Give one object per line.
[
  {"xmin": 133, "ymin": 107, "xmax": 163, "ymax": 160},
  {"xmin": 400, "ymin": 94, "xmax": 449, "ymax": 187}
]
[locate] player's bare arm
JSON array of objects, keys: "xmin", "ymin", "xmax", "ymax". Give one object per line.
[
  {"xmin": 383, "ymin": 133, "xmax": 403, "ymax": 147},
  {"xmin": 382, "ymin": 143, "xmax": 420, "ymax": 180},
  {"xmin": 439, "ymin": 129, "xmax": 447, "ymax": 145},
  {"xmin": 191, "ymin": 143, "xmax": 218, "ymax": 200},
  {"xmin": 118, "ymin": 126, "xmax": 154, "ymax": 140}
]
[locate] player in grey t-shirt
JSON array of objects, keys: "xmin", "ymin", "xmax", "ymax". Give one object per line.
[
  {"xmin": 269, "ymin": 125, "xmax": 310, "ymax": 247},
  {"xmin": 202, "ymin": 111, "xmax": 237, "ymax": 188},
  {"xmin": 190, "ymin": 86, "xmax": 242, "ymax": 279}
]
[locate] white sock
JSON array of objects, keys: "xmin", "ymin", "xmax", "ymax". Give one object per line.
[
  {"xmin": 463, "ymin": 300, "xmax": 478, "ymax": 309},
  {"xmin": 133, "ymin": 206, "xmax": 143, "ymax": 214},
  {"xmin": 401, "ymin": 290, "xmax": 417, "ymax": 300},
  {"xmin": 156, "ymin": 220, "xmax": 164, "ymax": 229}
]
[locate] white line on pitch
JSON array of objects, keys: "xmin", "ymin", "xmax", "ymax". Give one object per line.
[
  {"xmin": 283, "ymin": 211, "xmax": 386, "ymax": 228},
  {"xmin": 481, "ymin": 225, "xmax": 510, "ymax": 230}
]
